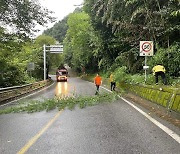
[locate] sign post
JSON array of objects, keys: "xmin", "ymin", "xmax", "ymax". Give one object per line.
[
  {"xmin": 43, "ymin": 44, "xmax": 46, "ymax": 80},
  {"xmin": 145, "ymin": 56, "xmax": 147, "ymax": 82},
  {"xmin": 43, "ymin": 44, "xmax": 63, "ymax": 80},
  {"xmin": 140, "ymin": 41, "xmax": 153, "ymax": 83}
]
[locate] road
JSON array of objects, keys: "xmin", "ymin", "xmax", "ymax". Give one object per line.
[{"xmin": 0, "ymin": 75, "xmax": 180, "ymax": 154}]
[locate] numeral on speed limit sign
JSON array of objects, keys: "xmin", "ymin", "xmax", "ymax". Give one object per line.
[{"xmin": 140, "ymin": 41, "xmax": 153, "ymax": 56}]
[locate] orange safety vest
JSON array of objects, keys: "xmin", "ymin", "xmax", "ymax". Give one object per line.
[{"xmin": 94, "ymin": 76, "xmax": 102, "ymax": 85}]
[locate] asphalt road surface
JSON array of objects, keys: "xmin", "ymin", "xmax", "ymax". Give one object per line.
[{"xmin": 0, "ymin": 75, "xmax": 180, "ymax": 154}]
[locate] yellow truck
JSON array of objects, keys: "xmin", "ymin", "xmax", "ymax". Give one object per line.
[{"xmin": 56, "ymin": 68, "xmax": 68, "ymax": 82}]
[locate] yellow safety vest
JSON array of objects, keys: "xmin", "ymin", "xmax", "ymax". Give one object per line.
[
  {"xmin": 152, "ymin": 65, "xmax": 165, "ymax": 75},
  {"xmin": 110, "ymin": 74, "xmax": 115, "ymax": 82}
]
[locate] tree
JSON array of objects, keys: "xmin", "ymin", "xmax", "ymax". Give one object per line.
[
  {"xmin": 0, "ymin": 0, "xmax": 55, "ymax": 37},
  {"xmin": 63, "ymin": 12, "xmax": 99, "ymax": 72},
  {"xmin": 33, "ymin": 35, "xmax": 57, "ymax": 79},
  {"xmin": 43, "ymin": 17, "xmax": 68, "ymax": 43},
  {"xmin": 83, "ymin": 0, "xmax": 180, "ymax": 74},
  {"xmin": 0, "ymin": 1, "xmax": 57, "ymax": 87},
  {"xmin": 0, "ymin": 27, "xmax": 25, "ymax": 87},
  {"xmin": 43, "ymin": 7, "xmax": 83, "ymax": 43}
]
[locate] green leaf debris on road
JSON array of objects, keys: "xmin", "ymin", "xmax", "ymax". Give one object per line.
[{"xmin": 0, "ymin": 93, "xmax": 119, "ymax": 114}]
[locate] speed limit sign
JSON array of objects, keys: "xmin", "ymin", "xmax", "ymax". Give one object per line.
[{"xmin": 140, "ymin": 41, "xmax": 153, "ymax": 56}]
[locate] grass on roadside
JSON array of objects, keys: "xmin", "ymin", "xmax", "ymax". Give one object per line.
[{"xmin": 0, "ymin": 93, "xmax": 119, "ymax": 115}]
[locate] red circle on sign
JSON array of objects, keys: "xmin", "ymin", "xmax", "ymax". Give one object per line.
[{"xmin": 142, "ymin": 42, "xmax": 152, "ymax": 52}]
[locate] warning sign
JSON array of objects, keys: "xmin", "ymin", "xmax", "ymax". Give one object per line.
[{"xmin": 140, "ymin": 41, "xmax": 153, "ymax": 56}]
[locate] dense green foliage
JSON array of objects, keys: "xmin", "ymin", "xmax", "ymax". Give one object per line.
[
  {"xmin": 0, "ymin": 0, "xmax": 55, "ymax": 37},
  {"xmin": 62, "ymin": 0, "xmax": 179, "ymax": 84},
  {"xmin": 83, "ymin": 0, "xmax": 180, "ymax": 73},
  {"xmin": 43, "ymin": 17, "xmax": 68, "ymax": 43},
  {"xmin": 0, "ymin": 0, "xmax": 179, "ymax": 87},
  {"xmin": 148, "ymin": 43, "xmax": 180, "ymax": 77},
  {"xmin": 63, "ymin": 12, "xmax": 100, "ymax": 72},
  {"xmin": 43, "ymin": 7, "xmax": 82, "ymax": 43},
  {"xmin": 0, "ymin": 1, "xmax": 57, "ymax": 87},
  {"xmin": 0, "ymin": 34, "xmax": 60, "ymax": 87}
]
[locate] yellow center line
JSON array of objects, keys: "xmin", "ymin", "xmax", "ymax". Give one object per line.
[{"xmin": 17, "ymin": 110, "xmax": 63, "ymax": 154}]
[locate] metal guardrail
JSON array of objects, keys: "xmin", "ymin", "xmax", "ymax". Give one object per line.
[
  {"xmin": 0, "ymin": 83, "xmax": 33, "ymax": 92},
  {"xmin": 0, "ymin": 80, "xmax": 52, "ymax": 103}
]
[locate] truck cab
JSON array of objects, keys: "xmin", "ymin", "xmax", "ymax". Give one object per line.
[{"xmin": 56, "ymin": 68, "xmax": 68, "ymax": 82}]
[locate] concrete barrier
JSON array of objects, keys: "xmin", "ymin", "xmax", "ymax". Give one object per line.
[{"xmin": 119, "ymin": 83, "xmax": 180, "ymax": 113}]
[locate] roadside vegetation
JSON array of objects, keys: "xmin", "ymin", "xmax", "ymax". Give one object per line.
[
  {"xmin": 0, "ymin": 1, "xmax": 179, "ymax": 88},
  {"xmin": 62, "ymin": 0, "xmax": 180, "ymax": 86},
  {"xmin": 0, "ymin": 1, "xmax": 62, "ymax": 88},
  {"xmin": 0, "ymin": 93, "xmax": 118, "ymax": 114}
]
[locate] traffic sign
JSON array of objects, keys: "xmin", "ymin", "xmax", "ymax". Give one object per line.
[
  {"xmin": 49, "ymin": 45, "xmax": 63, "ymax": 53},
  {"xmin": 27, "ymin": 62, "xmax": 35, "ymax": 71},
  {"xmin": 43, "ymin": 44, "xmax": 63, "ymax": 80},
  {"xmin": 140, "ymin": 41, "xmax": 153, "ymax": 56},
  {"xmin": 143, "ymin": 66, "xmax": 149, "ymax": 70}
]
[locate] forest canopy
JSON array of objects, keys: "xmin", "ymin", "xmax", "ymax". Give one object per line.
[
  {"xmin": 0, "ymin": 0, "xmax": 56, "ymax": 87},
  {"xmin": 0, "ymin": 0, "xmax": 179, "ymax": 87}
]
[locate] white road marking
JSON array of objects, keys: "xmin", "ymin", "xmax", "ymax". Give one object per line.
[
  {"xmin": 0, "ymin": 82, "xmax": 55, "ymax": 107},
  {"xmin": 120, "ymin": 97, "xmax": 180, "ymax": 144},
  {"xmin": 90, "ymin": 82, "xmax": 180, "ymax": 144}
]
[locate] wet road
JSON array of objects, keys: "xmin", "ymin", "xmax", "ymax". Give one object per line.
[
  {"xmin": 22, "ymin": 75, "xmax": 103, "ymax": 101},
  {"xmin": 0, "ymin": 75, "xmax": 180, "ymax": 154}
]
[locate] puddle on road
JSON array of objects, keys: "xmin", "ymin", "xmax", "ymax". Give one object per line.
[{"xmin": 55, "ymin": 82, "xmax": 70, "ymax": 98}]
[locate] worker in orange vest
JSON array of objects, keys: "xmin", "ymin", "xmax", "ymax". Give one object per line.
[{"xmin": 94, "ymin": 74, "xmax": 102, "ymax": 95}]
